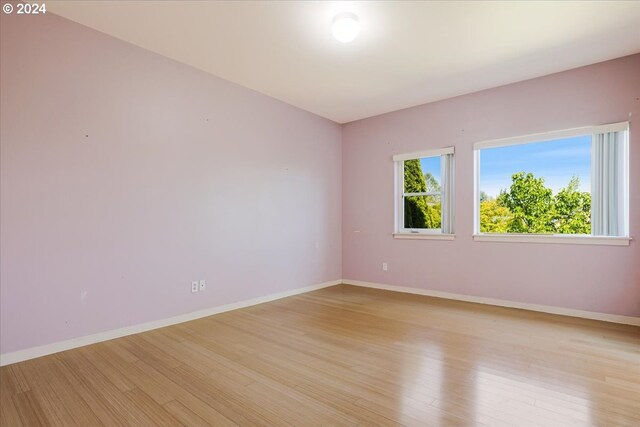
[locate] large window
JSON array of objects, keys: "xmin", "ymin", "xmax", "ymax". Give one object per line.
[
  {"xmin": 394, "ymin": 147, "xmax": 455, "ymax": 239},
  {"xmin": 473, "ymin": 122, "xmax": 629, "ymax": 245}
]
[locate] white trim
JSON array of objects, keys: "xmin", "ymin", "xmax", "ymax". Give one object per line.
[
  {"xmin": 394, "ymin": 160, "xmax": 401, "ymax": 233},
  {"xmin": 393, "ymin": 146, "xmax": 454, "ymax": 162},
  {"xmin": 473, "ymin": 121, "xmax": 629, "ymax": 150},
  {"xmin": 393, "ymin": 233, "xmax": 455, "ymax": 240},
  {"xmin": 403, "ymin": 191, "xmax": 440, "ymax": 197},
  {"xmin": 398, "ymin": 228, "xmax": 443, "ymax": 235},
  {"xmin": 3, "ymin": 277, "xmax": 637, "ymax": 366},
  {"xmin": 0, "ymin": 279, "xmax": 341, "ymax": 366},
  {"xmin": 622, "ymin": 129, "xmax": 630, "ymax": 235},
  {"xmin": 395, "ymin": 147, "xmax": 454, "ymax": 236},
  {"xmin": 440, "ymin": 153, "xmax": 455, "ymax": 234},
  {"xmin": 342, "ymin": 279, "xmax": 640, "ymax": 326},
  {"xmin": 473, "ymin": 149, "xmax": 481, "ymax": 233},
  {"xmin": 473, "ymin": 234, "xmax": 631, "ymax": 246}
]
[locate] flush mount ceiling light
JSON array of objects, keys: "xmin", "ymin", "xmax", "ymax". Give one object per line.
[{"xmin": 332, "ymin": 12, "xmax": 360, "ymax": 43}]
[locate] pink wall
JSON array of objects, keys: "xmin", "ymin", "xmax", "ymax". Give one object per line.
[
  {"xmin": 1, "ymin": 11, "xmax": 638, "ymax": 357},
  {"xmin": 342, "ymin": 54, "xmax": 640, "ymax": 317},
  {"xmin": 0, "ymin": 13, "xmax": 342, "ymax": 354}
]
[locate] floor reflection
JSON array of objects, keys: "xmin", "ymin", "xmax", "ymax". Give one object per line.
[{"xmin": 475, "ymin": 364, "xmax": 592, "ymax": 425}]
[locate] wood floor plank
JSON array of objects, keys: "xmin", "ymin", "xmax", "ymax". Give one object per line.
[
  {"xmin": 53, "ymin": 353, "xmax": 130, "ymax": 426},
  {"xmin": 5, "ymin": 364, "xmax": 30, "ymax": 395},
  {"xmin": 0, "ymin": 367, "xmax": 22, "ymax": 427},
  {"xmin": 11, "ymin": 390, "xmax": 50, "ymax": 427},
  {"xmin": 163, "ymin": 400, "xmax": 212, "ymax": 427},
  {"xmin": 17, "ymin": 356, "xmax": 95, "ymax": 427},
  {"xmin": 1, "ymin": 284, "xmax": 639, "ymax": 426},
  {"xmin": 81, "ymin": 345, "xmax": 136, "ymax": 392},
  {"xmin": 60, "ymin": 346, "xmax": 173, "ymax": 427},
  {"xmin": 122, "ymin": 388, "xmax": 183, "ymax": 427}
]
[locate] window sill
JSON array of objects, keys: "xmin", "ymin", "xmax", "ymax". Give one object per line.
[
  {"xmin": 472, "ymin": 234, "xmax": 631, "ymax": 246},
  {"xmin": 393, "ymin": 233, "xmax": 455, "ymax": 241}
]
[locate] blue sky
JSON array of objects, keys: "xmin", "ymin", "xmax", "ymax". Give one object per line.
[
  {"xmin": 420, "ymin": 156, "xmax": 441, "ymax": 186},
  {"xmin": 479, "ymin": 135, "xmax": 591, "ymax": 198}
]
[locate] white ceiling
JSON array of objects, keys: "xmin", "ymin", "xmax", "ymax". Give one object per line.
[{"xmin": 47, "ymin": 1, "xmax": 640, "ymax": 123}]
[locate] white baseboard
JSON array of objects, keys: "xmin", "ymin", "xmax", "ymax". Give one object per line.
[
  {"xmin": 3, "ymin": 278, "xmax": 637, "ymax": 366},
  {"xmin": 342, "ymin": 279, "xmax": 640, "ymax": 326},
  {"xmin": 0, "ymin": 279, "xmax": 341, "ymax": 367}
]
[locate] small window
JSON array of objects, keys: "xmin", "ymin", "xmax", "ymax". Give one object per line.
[
  {"xmin": 393, "ymin": 147, "xmax": 455, "ymax": 239},
  {"xmin": 473, "ymin": 122, "xmax": 629, "ymax": 244}
]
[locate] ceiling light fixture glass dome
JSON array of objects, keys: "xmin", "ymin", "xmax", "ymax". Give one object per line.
[{"xmin": 332, "ymin": 12, "xmax": 360, "ymax": 43}]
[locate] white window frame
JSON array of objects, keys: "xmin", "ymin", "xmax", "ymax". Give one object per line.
[
  {"xmin": 473, "ymin": 122, "xmax": 630, "ymax": 246},
  {"xmin": 393, "ymin": 147, "xmax": 455, "ymax": 240}
]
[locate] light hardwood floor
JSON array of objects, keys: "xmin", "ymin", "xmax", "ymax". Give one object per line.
[{"xmin": 1, "ymin": 284, "xmax": 639, "ymax": 426}]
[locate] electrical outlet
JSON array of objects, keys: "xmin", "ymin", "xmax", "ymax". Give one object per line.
[
  {"xmin": 382, "ymin": 262, "xmax": 388, "ymax": 271},
  {"xmin": 191, "ymin": 281, "xmax": 199, "ymax": 293},
  {"xmin": 199, "ymin": 279, "xmax": 206, "ymax": 291}
]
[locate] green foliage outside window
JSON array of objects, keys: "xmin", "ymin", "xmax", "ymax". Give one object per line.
[
  {"xmin": 480, "ymin": 172, "xmax": 591, "ymax": 234},
  {"xmin": 479, "ymin": 199, "xmax": 512, "ymax": 233},
  {"xmin": 552, "ymin": 177, "xmax": 591, "ymax": 234},
  {"xmin": 403, "ymin": 159, "xmax": 441, "ymax": 229}
]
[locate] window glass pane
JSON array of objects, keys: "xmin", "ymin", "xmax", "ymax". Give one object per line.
[
  {"xmin": 404, "ymin": 157, "xmax": 441, "ymax": 193},
  {"xmin": 404, "ymin": 195, "xmax": 441, "ymax": 229},
  {"xmin": 479, "ymin": 136, "xmax": 591, "ymax": 234},
  {"xmin": 421, "ymin": 157, "xmax": 441, "ymax": 194}
]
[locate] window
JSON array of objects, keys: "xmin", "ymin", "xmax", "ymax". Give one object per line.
[
  {"xmin": 473, "ymin": 122, "xmax": 629, "ymax": 245},
  {"xmin": 393, "ymin": 147, "xmax": 455, "ymax": 239}
]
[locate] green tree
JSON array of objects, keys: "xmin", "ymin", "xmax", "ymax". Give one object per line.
[
  {"xmin": 480, "ymin": 199, "xmax": 512, "ymax": 233},
  {"xmin": 498, "ymin": 172, "xmax": 554, "ymax": 233},
  {"xmin": 403, "ymin": 159, "xmax": 428, "ymax": 228},
  {"xmin": 552, "ymin": 176, "xmax": 591, "ymax": 234},
  {"xmin": 403, "ymin": 161, "xmax": 441, "ymax": 229},
  {"xmin": 426, "ymin": 200, "xmax": 441, "ymax": 229},
  {"xmin": 424, "ymin": 172, "xmax": 441, "ymax": 194},
  {"xmin": 480, "ymin": 191, "xmax": 489, "ymax": 202},
  {"xmin": 424, "ymin": 172, "xmax": 441, "ymax": 229}
]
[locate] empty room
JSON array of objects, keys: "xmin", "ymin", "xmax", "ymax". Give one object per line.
[{"xmin": 1, "ymin": 1, "xmax": 639, "ymax": 426}]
